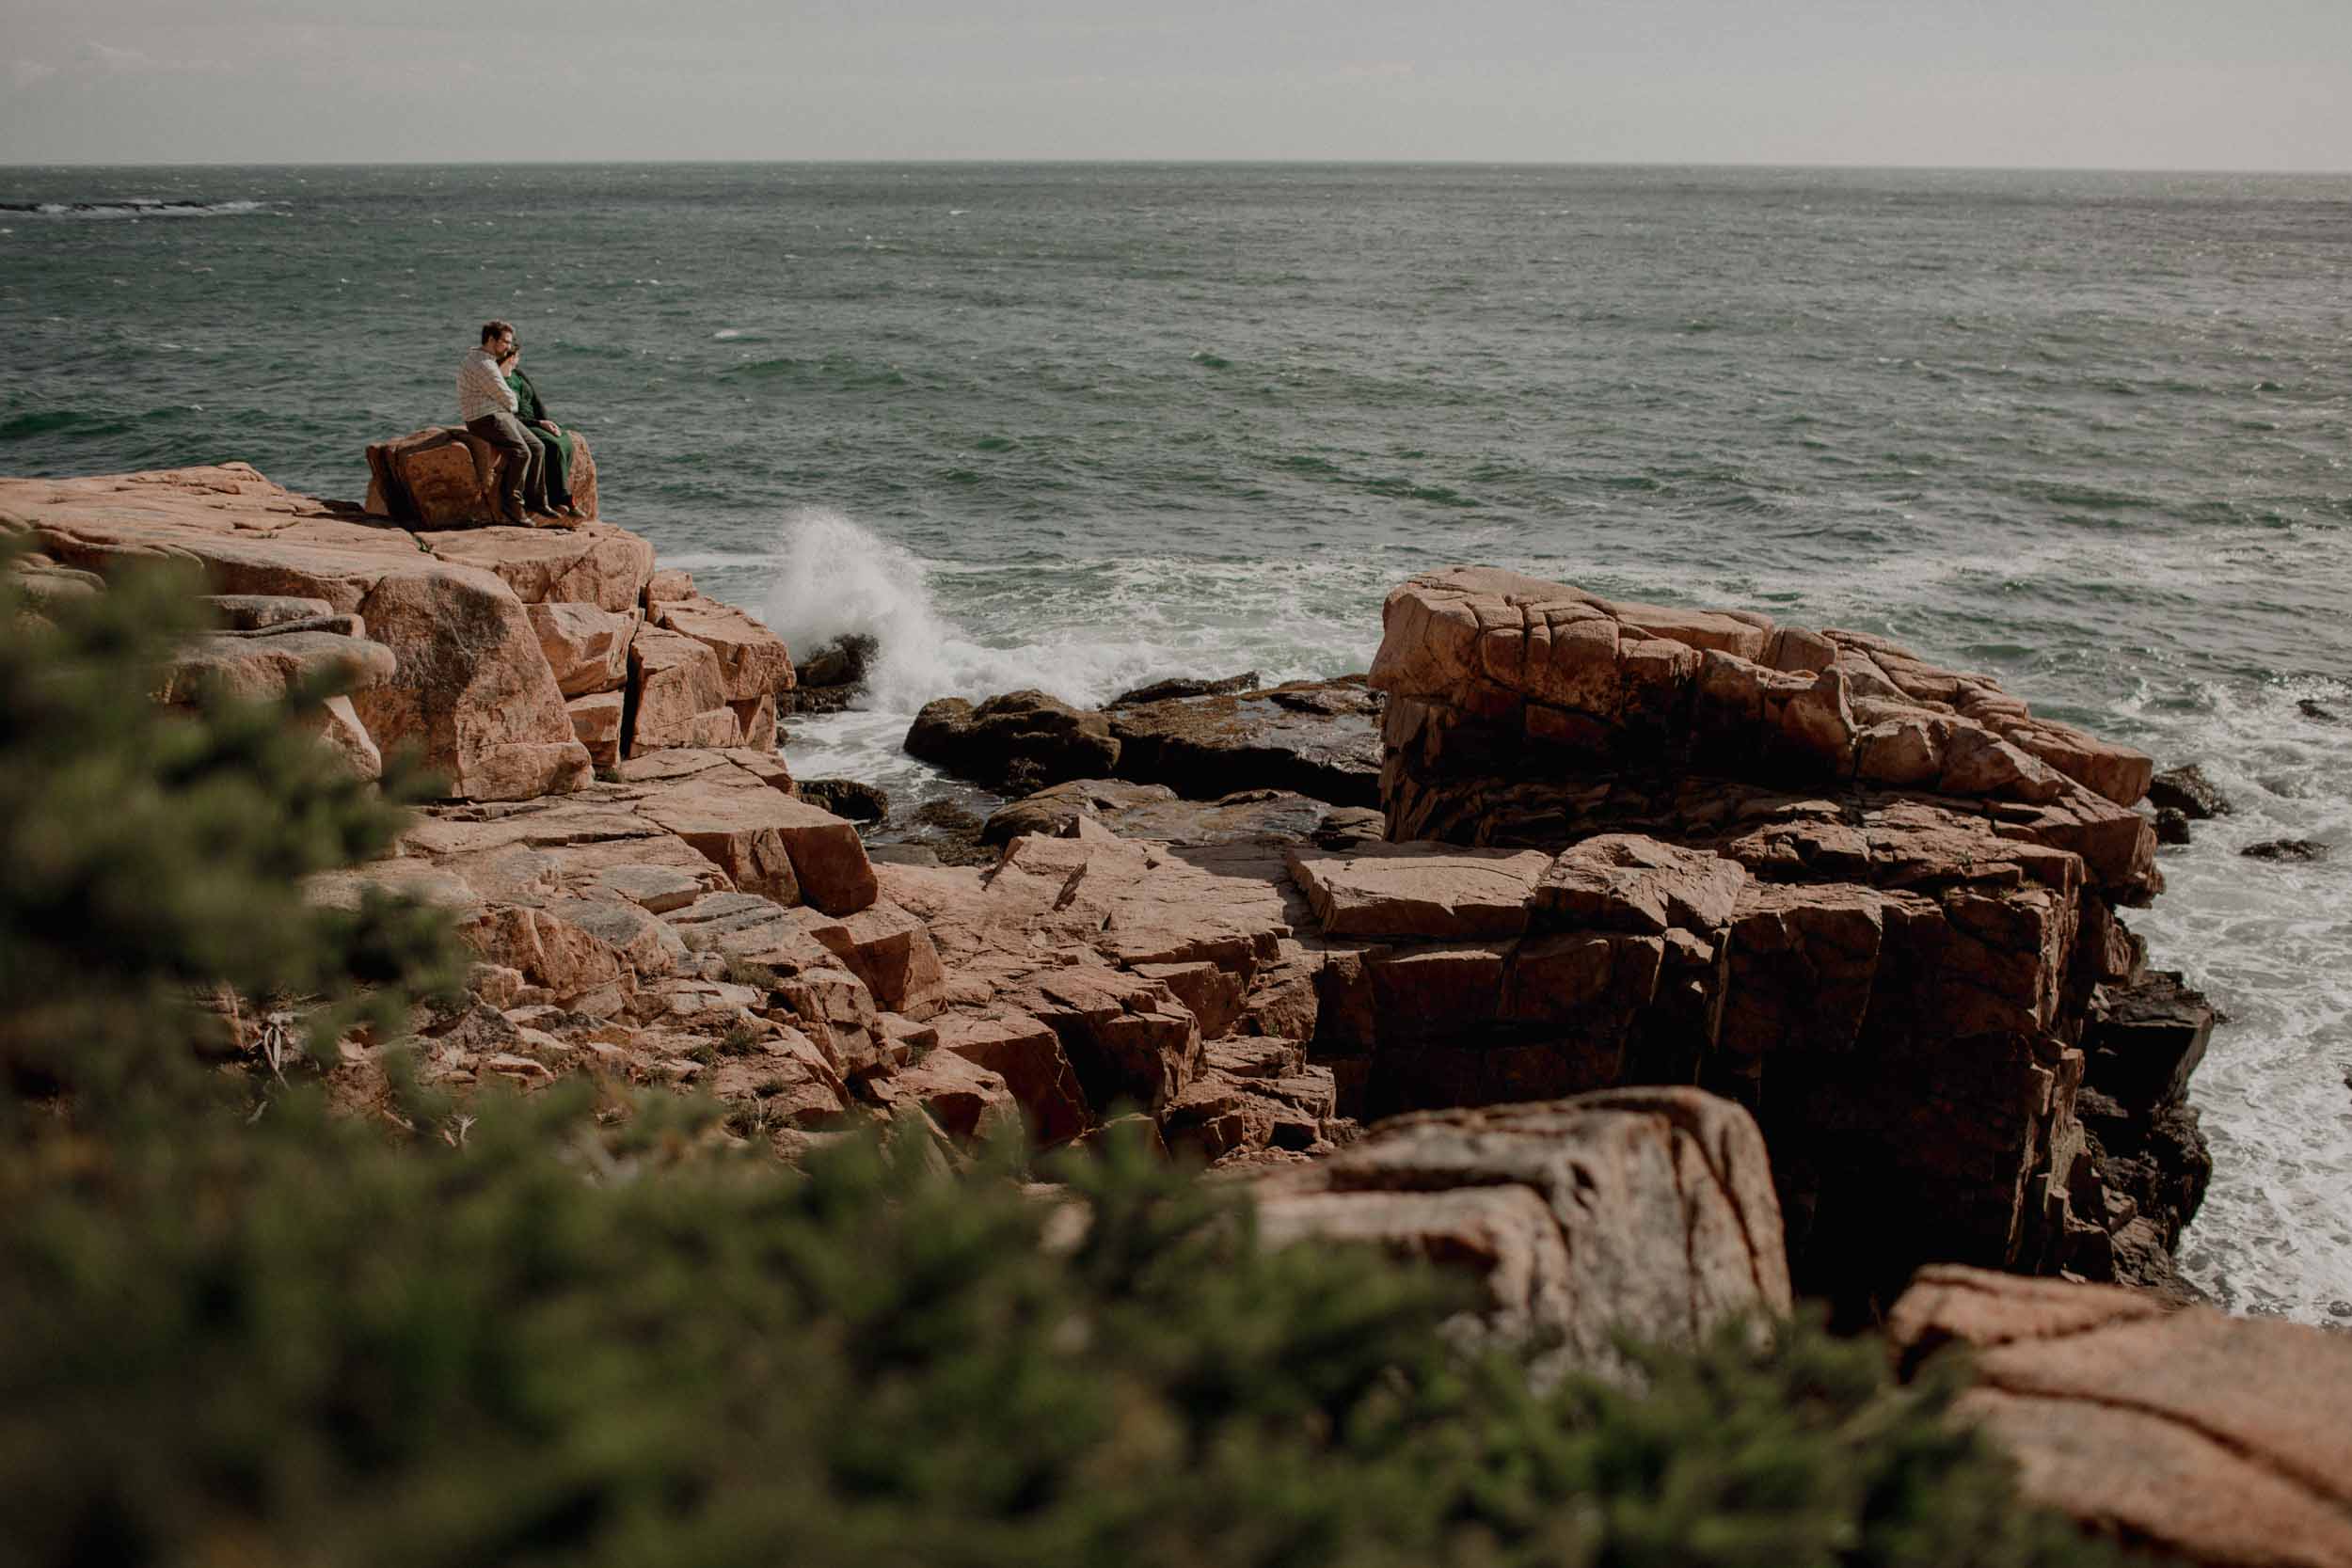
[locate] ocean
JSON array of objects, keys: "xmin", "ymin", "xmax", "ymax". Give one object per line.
[{"xmin": 4, "ymin": 162, "xmax": 2348, "ymax": 1321}]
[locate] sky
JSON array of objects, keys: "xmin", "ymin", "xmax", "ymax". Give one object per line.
[{"xmin": 5, "ymin": 0, "xmax": 2352, "ymax": 170}]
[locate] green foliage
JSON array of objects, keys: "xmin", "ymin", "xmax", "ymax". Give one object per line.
[
  {"xmin": 0, "ymin": 1091, "xmax": 2137, "ymax": 1568},
  {"xmin": 0, "ymin": 551, "xmax": 465, "ymax": 1131},
  {"xmin": 0, "ymin": 543, "xmax": 2140, "ymax": 1568}
]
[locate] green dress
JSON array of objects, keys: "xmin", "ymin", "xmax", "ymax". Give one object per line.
[{"xmin": 505, "ymin": 369, "xmax": 576, "ymax": 506}]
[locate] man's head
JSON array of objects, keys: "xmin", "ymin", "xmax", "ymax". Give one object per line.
[{"xmin": 479, "ymin": 320, "xmax": 516, "ymax": 354}]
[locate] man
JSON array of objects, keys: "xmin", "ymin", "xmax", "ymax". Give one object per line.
[{"xmin": 456, "ymin": 320, "xmax": 546, "ymax": 525}]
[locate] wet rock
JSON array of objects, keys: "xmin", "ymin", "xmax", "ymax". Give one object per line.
[
  {"xmin": 2298, "ymin": 698, "xmax": 2339, "ymax": 723},
  {"xmin": 2148, "ymin": 763, "xmax": 2233, "ymax": 820},
  {"xmin": 896, "ymin": 800, "xmax": 994, "ymax": 866},
  {"xmin": 784, "ymin": 633, "xmax": 876, "ymax": 715},
  {"xmin": 1888, "ymin": 1266, "xmax": 2352, "ymax": 1568},
  {"xmin": 2242, "ymin": 839, "xmax": 2328, "ymax": 863},
  {"xmin": 1110, "ymin": 670, "xmax": 1261, "ymax": 705},
  {"xmin": 800, "ymin": 778, "xmax": 889, "ymax": 822},
  {"xmin": 1107, "ymin": 675, "xmax": 1385, "ymax": 807},
  {"xmin": 2156, "ymin": 806, "xmax": 2193, "ymax": 845},
  {"xmin": 904, "ymin": 689, "xmax": 1121, "ymax": 792},
  {"xmin": 984, "ymin": 778, "xmax": 1340, "ymax": 847}
]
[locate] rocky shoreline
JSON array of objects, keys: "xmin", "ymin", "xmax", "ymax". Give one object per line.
[{"xmin": 8, "ymin": 459, "xmax": 2346, "ymax": 1567}]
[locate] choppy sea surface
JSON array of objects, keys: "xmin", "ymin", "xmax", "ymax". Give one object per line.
[{"xmin": 5, "ymin": 163, "xmax": 2349, "ymax": 1320}]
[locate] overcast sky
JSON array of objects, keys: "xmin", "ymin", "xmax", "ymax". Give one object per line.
[{"xmin": 6, "ymin": 0, "xmax": 2351, "ymax": 170}]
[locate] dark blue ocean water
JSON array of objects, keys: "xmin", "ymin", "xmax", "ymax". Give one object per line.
[{"xmin": 5, "ymin": 163, "xmax": 2349, "ymax": 1317}]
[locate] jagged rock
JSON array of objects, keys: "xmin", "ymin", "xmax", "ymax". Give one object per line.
[
  {"xmin": 627, "ymin": 625, "xmax": 738, "ymax": 757},
  {"xmin": 731, "ymin": 693, "xmax": 778, "ymax": 752},
  {"xmin": 800, "ymin": 779, "xmax": 889, "ymax": 822},
  {"xmin": 810, "ymin": 900, "xmax": 946, "ymax": 1015},
  {"xmin": 1110, "ymin": 670, "xmax": 1262, "ymax": 705},
  {"xmin": 652, "ymin": 594, "xmax": 795, "ymax": 702},
  {"xmin": 1373, "ymin": 569, "xmax": 2157, "ymax": 897},
  {"xmin": 1252, "ymin": 1088, "xmax": 1790, "ymax": 1383},
  {"xmin": 2243, "ymin": 839, "xmax": 2328, "ymax": 863},
  {"xmin": 2, "ymin": 465, "xmax": 592, "ymax": 802},
  {"xmin": 528, "ymin": 601, "xmax": 635, "ymax": 697},
  {"xmin": 646, "ymin": 567, "xmax": 694, "ymax": 604},
  {"xmin": 2148, "ymin": 763, "xmax": 2232, "ymax": 820},
  {"xmin": 617, "ymin": 748, "xmax": 877, "ymax": 914},
  {"xmin": 363, "ymin": 424, "xmax": 601, "ymax": 528},
  {"xmin": 1325, "ymin": 569, "xmax": 2212, "ymax": 1314},
  {"xmin": 905, "ymin": 689, "xmax": 1121, "ymax": 792},
  {"xmin": 932, "ymin": 1009, "xmax": 1089, "ymax": 1144},
  {"xmin": 1888, "ymin": 1266, "xmax": 2352, "ymax": 1568},
  {"xmin": 1106, "ymin": 675, "xmax": 1384, "ymax": 806},
  {"xmin": 566, "ymin": 691, "xmax": 625, "ymax": 768}
]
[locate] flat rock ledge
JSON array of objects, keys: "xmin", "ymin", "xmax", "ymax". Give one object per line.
[{"xmin": 1889, "ymin": 1266, "xmax": 2352, "ymax": 1568}]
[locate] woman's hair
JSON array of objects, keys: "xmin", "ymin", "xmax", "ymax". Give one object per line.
[{"xmin": 480, "ymin": 319, "xmax": 516, "ymax": 345}]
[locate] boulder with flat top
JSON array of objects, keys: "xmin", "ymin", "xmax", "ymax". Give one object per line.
[{"xmin": 364, "ymin": 424, "xmax": 600, "ymax": 529}]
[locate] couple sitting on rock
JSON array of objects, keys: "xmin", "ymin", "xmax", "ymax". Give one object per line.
[{"xmin": 457, "ymin": 320, "xmax": 583, "ymax": 524}]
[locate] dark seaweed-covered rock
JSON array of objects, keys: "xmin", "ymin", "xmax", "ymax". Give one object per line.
[
  {"xmin": 2242, "ymin": 838, "xmax": 2328, "ymax": 862},
  {"xmin": 2298, "ymin": 698, "xmax": 2339, "ymax": 723},
  {"xmin": 1110, "ymin": 671, "xmax": 1261, "ymax": 706},
  {"xmin": 903, "ymin": 690, "xmax": 1120, "ymax": 793},
  {"xmin": 1106, "ymin": 675, "xmax": 1384, "ymax": 806},
  {"xmin": 2146, "ymin": 763, "xmax": 2232, "ymax": 819},
  {"xmin": 800, "ymin": 778, "xmax": 889, "ymax": 822},
  {"xmin": 781, "ymin": 633, "xmax": 877, "ymax": 715},
  {"xmin": 2154, "ymin": 806, "xmax": 2193, "ymax": 845}
]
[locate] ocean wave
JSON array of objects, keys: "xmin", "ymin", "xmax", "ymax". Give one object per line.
[{"xmin": 0, "ymin": 198, "xmax": 277, "ymax": 220}]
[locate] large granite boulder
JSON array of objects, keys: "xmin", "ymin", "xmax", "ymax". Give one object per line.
[
  {"xmin": 0, "ymin": 465, "xmax": 591, "ymax": 801},
  {"xmin": 1889, "ymin": 1266, "xmax": 2352, "ymax": 1568},
  {"xmin": 1252, "ymin": 1087, "xmax": 1791, "ymax": 1383},
  {"xmin": 364, "ymin": 424, "xmax": 601, "ymax": 528}
]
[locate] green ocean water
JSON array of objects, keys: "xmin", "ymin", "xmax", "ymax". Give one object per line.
[{"xmin": 5, "ymin": 162, "xmax": 2349, "ymax": 1319}]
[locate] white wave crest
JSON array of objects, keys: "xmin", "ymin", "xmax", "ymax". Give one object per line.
[
  {"xmin": 12, "ymin": 198, "xmax": 272, "ymax": 220},
  {"xmin": 760, "ymin": 508, "xmax": 1059, "ymax": 713}
]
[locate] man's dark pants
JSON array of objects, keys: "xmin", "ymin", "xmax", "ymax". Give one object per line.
[{"xmin": 465, "ymin": 411, "xmax": 547, "ymax": 521}]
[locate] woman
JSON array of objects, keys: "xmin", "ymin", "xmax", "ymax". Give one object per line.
[{"xmin": 498, "ymin": 347, "xmax": 580, "ymax": 519}]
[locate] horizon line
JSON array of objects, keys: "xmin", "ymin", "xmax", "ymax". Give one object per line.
[{"xmin": 6, "ymin": 155, "xmax": 2351, "ymax": 178}]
